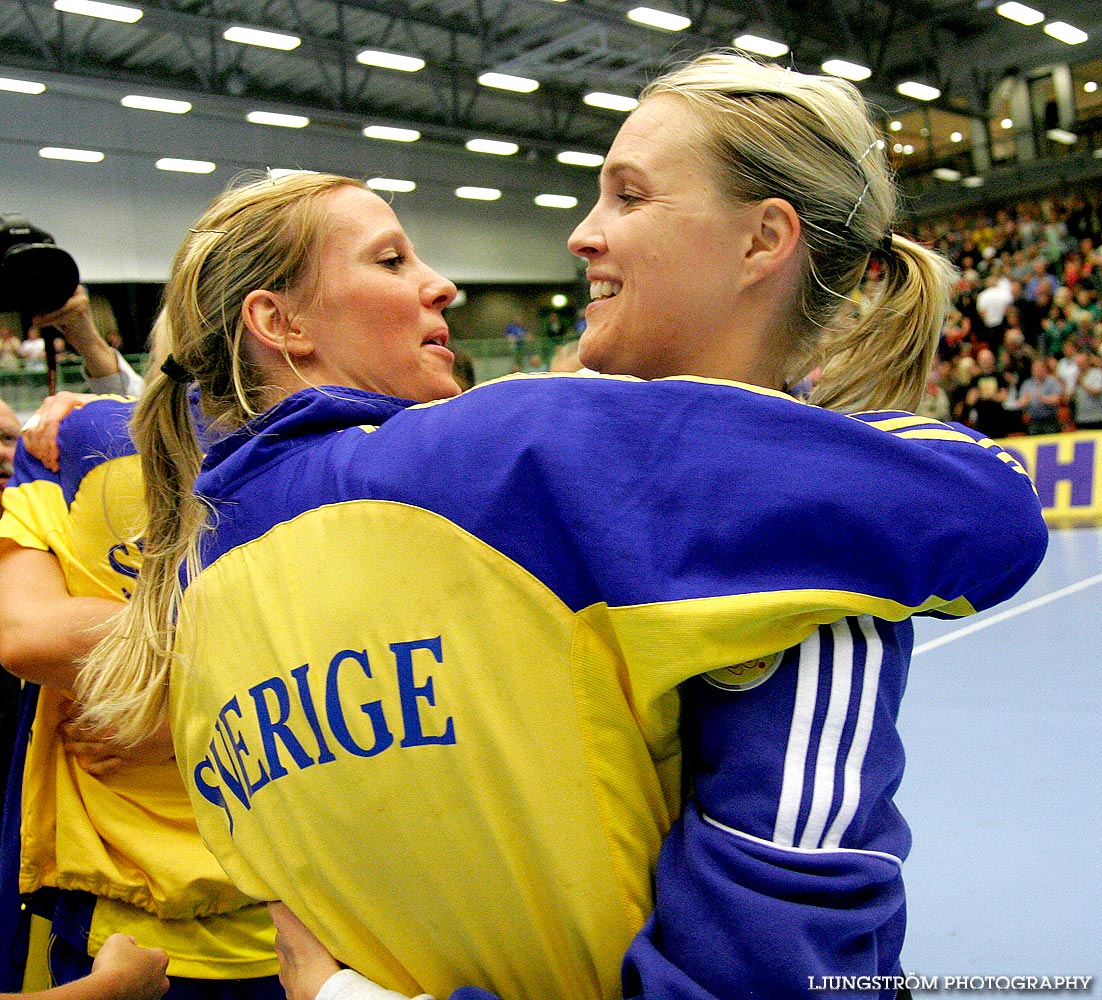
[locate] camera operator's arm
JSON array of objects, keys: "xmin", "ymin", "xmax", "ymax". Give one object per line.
[{"xmin": 32, "ymin": 286, "xmax": 145, "ymax": 396}]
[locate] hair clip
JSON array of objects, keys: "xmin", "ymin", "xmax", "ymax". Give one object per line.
[{"xmin": 160, "ymin": 354, "xmax": 193, "ymax": 384}]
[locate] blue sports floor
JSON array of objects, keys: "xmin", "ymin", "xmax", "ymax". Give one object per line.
[{"xmin": 896, "ymin": 525, "xmax": 1101, "ymax": 994}]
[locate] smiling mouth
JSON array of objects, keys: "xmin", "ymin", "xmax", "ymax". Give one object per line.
[{"xmin": 589, "ymin": 280, "xmax": 622, "ymax": 301}]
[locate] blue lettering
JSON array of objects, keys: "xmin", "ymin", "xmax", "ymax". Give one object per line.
[
  {"xmin": 218, "ymin": 697, "xmax": 269, "ymax": 798},
  {"xmin": 107, "ymin": 540, "xmax": 142, "ymax": 580},
  {"xmin": 391, "ymin": 637, "xmax": 456, "ymax": 748},
  {"xmin": 194, "ymin": 756, "xmax": 236, "ymax": 834},
  {"xmin": 207, "ymin": 727, "xmax": 250, "ymax": 815},
  {"xmin": 249, "ymin": 676, "xmax": 315, "ymax": 780},
  {"xmin": 291, "ymin": 663, "xmax": 337, "ymax": 765},
  {"xmin": 325, "ymin": 650, "xmax": 393, "ymax": 757},
  {"xmin": 1034, "ymin": 439, "xmax": 1095, "ymax": 507}
]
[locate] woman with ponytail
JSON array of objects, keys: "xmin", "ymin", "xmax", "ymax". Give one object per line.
[{"xmin": 72, "ymin": 53, "xmax": 1044, "ymax": 1000}]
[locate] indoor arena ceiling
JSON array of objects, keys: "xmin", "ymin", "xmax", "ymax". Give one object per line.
[{"xmin": 3, "ymin": 0, "xmax": 1102, "ymax": 163}]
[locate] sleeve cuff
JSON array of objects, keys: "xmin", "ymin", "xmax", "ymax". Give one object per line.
[{"xmin": 316, "ymin": 968, "xmax": 434, "ymax": 1000}]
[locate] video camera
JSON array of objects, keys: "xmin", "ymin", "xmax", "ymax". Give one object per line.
[{"xmin": 0, "ymin": 213, "xmax": 80, "ymax": 316}]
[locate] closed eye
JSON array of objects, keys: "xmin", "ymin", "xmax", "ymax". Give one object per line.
[{"xmin": 379, "ymin": 254, "xmax": 407, "ymax": 270}]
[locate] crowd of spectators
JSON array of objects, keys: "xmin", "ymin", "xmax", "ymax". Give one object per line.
[{"xmin": 909, "ymin": 186, "xmax": 1102, "ymax": 437}]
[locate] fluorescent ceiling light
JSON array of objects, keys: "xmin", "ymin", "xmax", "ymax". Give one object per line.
[
  {"xmin": 466, "ymin": 138, "xmax": 518, "ymax": 155},
  {"xmin": 897, "ymin": 81, "xmax": 941, "ymax": 101},
  {"xmin": 53, "ymin": 0, "xmax": 141, "ymax": 21},
  {"xmin": 932, "ymin": 167, "xmax": 962, "ymax": 181},
  {"xmin": 962, "ymin": 175, "xmax": 985, "ymax": 188},
  {"xmin": 223, "ymin": 26, "xmax": 301, "ymax": 50},
  {"xmin": 368, "ymin": 177, "xmax": 416, "ymax": 192},
  {"xmin": 478, "ymin": 72, "xmax": 539, "ymax": 93},
  {"xmin": 1044, "ymin": 21, "xmax": 1087, "ymax": 44},
  {"xmin": 122, "ymin": 94, "xmax": 191, "ymax": 113},
  {"xmin": 39, "ymin": 146, "xmax": 104, "ymax": 162},
  {"xmin": 247, "ymin": 111, "xmax": 309, "ymax": 128},
  {"xmin": 356, "ymin": 50, "xmax": 424, "ymax": 72},
  {"xmin": 821, "ymin": 59, "xmax": 871, "ymax": 81},
  {"xmin": 456, "ymin": 187, "xmax": 501, "ymax": 201},
  {"xmin": 0, "ymin": 77, "xmax": 45, "ymax": 94},
  {"xmin": 156, "ymin": 157, "xmax": 216, "ymax": 173},
  {"xmin": 626, "ymin": 7, "xmax": 690, "ymax": 30},
  {"xmin": 1046, "ymin": 128, "xmax": 1078, "ymax": 145},
  {"xmin": 534, "ymin": 194, "xmax": 578, "ymax": 209},
  {"xmin": 733, "ymin": 34, "xmax": 789, "ymax": 58},
  {"xmin": 583, "ymin": 92, "xmax": 639, "ymax": 112},
  {"xmin": 557, "ymin": 151, "xmax": 604, "ymax": 167},
  {"xmin": 363, "ymin": 125, "xmax": 420, "ymax": 142},
  {"xmin": 996, "ymin": 2, "xmax": 1044, "ymax": 25}
]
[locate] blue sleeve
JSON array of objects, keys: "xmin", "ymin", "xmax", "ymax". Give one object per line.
[{"xmin": 622, "ymin": 809, "xmax": 903, "ymax": 1000}]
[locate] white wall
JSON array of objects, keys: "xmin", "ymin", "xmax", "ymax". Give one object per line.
[{"xmin": 1, "ymin": 88, "xmax": 595, "ymax": 284}]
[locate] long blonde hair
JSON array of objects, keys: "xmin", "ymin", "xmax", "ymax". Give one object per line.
[
  {"xmin": 77, "ymin": 172, "xmax": 368, "ymax": 744},
  {"xmin": 643, "ymin": 52, "xmax": 956, "ymax": 411}
]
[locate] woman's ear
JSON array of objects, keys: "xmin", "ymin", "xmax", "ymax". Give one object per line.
[
  {"xmin": 241, "ymin": 289, "xmax": 314, "ymax": 358},
  {"xmin": 743, "ymin": 198, "xmax": 802, "ymax": 283}
]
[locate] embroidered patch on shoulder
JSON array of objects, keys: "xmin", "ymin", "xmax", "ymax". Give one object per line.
[{"xmin": 702, "ymin": 651, "xmax": 783, "ymax": 692}]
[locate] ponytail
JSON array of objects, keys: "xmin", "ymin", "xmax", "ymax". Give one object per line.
[
  {"xmin": 811, "ymin": 233, "xmax": 957, "ymax": 412},
  {"xmin": 76, "ymin": 367, "xmax": 207, "ymax": 745}
]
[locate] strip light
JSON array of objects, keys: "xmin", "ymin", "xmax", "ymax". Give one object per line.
[
  {"xmin": 0, "ymin": 77, "xmax": 45, "ymax": 94},
  {"xmin": 1044, "ymin": 21, "xmax": 1087, "ymax": 45},
  {"xmin": 479, "ymin": 72, "xmax": 539, "ymax": 93},
  {"xmin": 247, "ymin": 111, "xmax": 309, "ymax": 128},
  {"xmin": 368, "ymin": 177, "xmax": 417, "ymax": 192},
  {"xmin": 626, "ymin": 7, "xmax": 690, "ymax": 31},
  {"xmin": 156, "ymin": 158, "xmax": 215, "ymax": 173},
  {"xmin": 821, "ymin": 59, "xmax": 871, "ymax": 81},
  {"xmin": 223, "ymin": 26, "xmax": 301, "ymax": 50},
  {"xmin": 557, "ymin": 151, "xmax": 604, "ymax": 167},
  {"xmin": 897, "ymin": 81, "xmax": 941, "ymax": 101},
  {"xmin": 996, "ymin": 2, "xmax": 1044, "ymax": 25},
  {"xmin": 356, "ymin": 50, "xmax": 425, "ymax": 72},
  {"xmin": 364, "ymin": 125, "xmax": 420, "ymax": 142},
  {"xmin": 122, "ymin": 95, "xmax": 192, "ymax": 113},
  {"xmin": 456, "ymin": 187, "xmax": 501, "ymax": 201},
  {"xmin": 53, "ymin": 0, "xmax": 142, "ymax": 22},
  {"xmin": 583, "ymin": 92, "xmax": 638, "ymax": 112},
  {"xmin": 39, "ymin": 146, "xmax": 104, "ymax": 162},
  {"xmin": 534, "ymin": 194, "xmax": 578, "ymax": 208},
  {"xmin": 466, "ymin": 139, "xmax": 519, "ymax": 156},
  {"xmin": 733, "ymin": 34, "xmax": 789, "ymax": 58}
]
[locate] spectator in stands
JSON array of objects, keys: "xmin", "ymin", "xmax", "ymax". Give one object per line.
[
  {"xmin": 16, "ymin": 330, "xmax": 46, "ymax": 372},
  {"xmin": 1055, "ymin": 338, "xmax": 1081, "ymax": 398},
  {"xmin": 915, "ymin": 363, "xmax": 951, "ymax": 422},
  {"xmin": 1072, "ymin": 351, "xmax": 1102, "ymax": 431},
  {"xmin": 975, "ymin": 270, "xmax": 1014, "ymax": 349},
  {"xmin": 0, "ymin": 398, "xmax": 17, "ymax": 493},
  {"xmin": 998, "ymin": 326, "xmax": 1036, "ymax": 382},
  {"xmin": 1025, "ymin": 257, "xmax": 1058, "ymax": 303},
  {"xmin": 0, "ymin": 330, "xmax": 20, "ymax": 372},
  {"xmin": 964, "ymin": 347, "xmax": 1009, "ymax": 438},
  {"xmin": 1019, "ymin": 357, "xmax": 1064, "ymax": 435}
]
